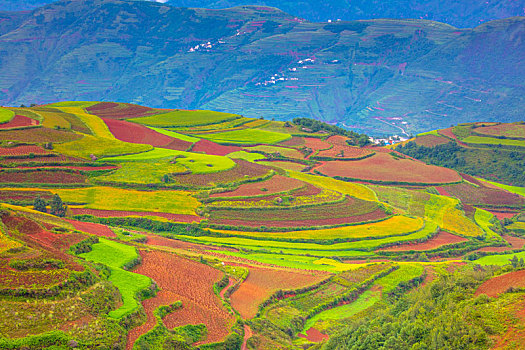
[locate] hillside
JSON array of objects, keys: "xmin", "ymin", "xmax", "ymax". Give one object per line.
[
  {"xmin": 2, "ymin": 0, "xmax": 524, "ymax": 28},
  {"xmin": 396, "ymin": 122, "xmax": 525, "ymax": 187},
  {"xmin": 0, "ymin": 101, "xmax": 524, "ymax": 349},
  {"xmin": 0, "ymin": 0, "xmax": 524, "ymax": 135}
]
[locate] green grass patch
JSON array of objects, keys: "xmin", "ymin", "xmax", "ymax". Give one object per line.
[
  {"xmin": 97, "ymin": 158, "xmax": 187, "ymax": 185},
  {"xmin": 463, "ymin": 136, "xmax": 525, "ymax": 148},
  {"xmin": 199, "ymin": 129, "xmax": 291, "ymax": 145},
  {"xmin": 149, "ymin": 127, "xmax": 200, "ymax": 143},
  {"xmin": 54, "ymin": 135, "xmax": 152, "ymax": 159},
  {"xmin": 0, "ymin": 107, "xmax": 15, "ymax": 124},
  {"xmin": 132, "ymin": 110, "xmax": 240, "ymax": 127},
  {"xmin": 375, "ymin": 264, "xmax": 425, "ymax": 294},
  {"xmin": 482, "ymin": 180, "xmax": 525, "ymax": 197},
  {"xmin": 473, "ymin": 251, "xmax": 525, "ymax": 266},
  {"xmin": 105, "ymin": 148, "xmax": 235, "ymax": 174},
  {"xmin": 474, "ymin": 209, "xmax": 502, "ymax": 240},
  {"xmin": 302, "ymin": 289, "xmax": 380, "ymax": 333},
  {"xmin": 79, "ymin": 238, "xmax": 150, "ymax": 318},
  {"xmin": 227, "ymin": 151, "xmax": 266, "ymax": 162}
]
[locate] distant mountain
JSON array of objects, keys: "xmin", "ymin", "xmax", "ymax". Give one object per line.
[
  {"xmin": 0, "ymin": 0, "xmax": 524, "ymax": 135},
  {"xmin": 2, "ymin": 0, "xmax": 524, "ymax": 28}
]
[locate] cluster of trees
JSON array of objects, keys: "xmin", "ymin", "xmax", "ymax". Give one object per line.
[
  {"xmin": 323, "ymin": 267, "xmax": 502, "ymax": 350},
  {"xmin": 292, "ymin": 117, "xmax": 370, "ymax": 146},
  {"xmin": 33, "ymin": 194, "xmax": 67, "ymax": 217}
]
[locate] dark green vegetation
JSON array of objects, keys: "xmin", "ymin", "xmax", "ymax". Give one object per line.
[
  {"xmin": 0, "ymin": 0, "xmax": 524, "ymax": 134},
  {"xmin": 0, "ymin": 102, "xmax": 524, "ymax": 349},
  {"xmin": 397, "ymin": 123, "xmax": 525, "ymax": 186}
]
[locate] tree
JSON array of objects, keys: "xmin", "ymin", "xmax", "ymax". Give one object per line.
[
  {"xmin": 33, "ymin": 196, "xmax": 47, "ymax": 213},
  {"xmin": 49, "ymin": 194, "xmax": 67, "ymax": 217}
]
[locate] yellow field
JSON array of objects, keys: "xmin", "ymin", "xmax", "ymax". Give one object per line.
[
  {"xmin": 34, "ymin": 110, "xmax": 71, "ymax": 129},
  {"xmin": 212, "ymin": 215, "xmax": 423, "ymax": 240},
  {"xmin": 54, "ymin": 187, "xmax": 200, "ymax": 215},
  {"xmin": 289, "ymin": 171, "xmax": 378, "ymax": 202},
  {"xmin": 425, "ymin": 194, "xmax": 483, "ymax": 237},
  {"xmin": 55, "ymin": 107, "xmax": 114, "ymax": 138},
  {"xmin": 52, "ymin": 107, "xmax": 153, "ymax": 158}
]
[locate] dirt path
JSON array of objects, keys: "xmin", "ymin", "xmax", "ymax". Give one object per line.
[
  {"xmin": 241, "ymin": 325, "xmax": 252, "ymax": 350},
  {"xmin": 219, "ymin": 277, "xmax": 236, "ymax": 299}
]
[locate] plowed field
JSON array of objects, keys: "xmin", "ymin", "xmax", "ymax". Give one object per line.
[
  {"xmin": 316, "ymin": 152, "xmax": 462, "ymax": 184},
  {"xmin": 475, "ymin": 270, "xmax": 525, "ymax": 297},
  {"xmin": 129, "ymin": 250, "xmax": 234, "ymax": 346},
  {"xmin": 379, "ymin": 231, "xmax": 467, "ymax": 251},
  {"xmin": 230, "ymin": 266, "xmax": 328, "ymax": 319}
]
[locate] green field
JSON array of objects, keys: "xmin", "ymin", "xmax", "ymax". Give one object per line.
[
  {"xmin": 375, "ymin": 264, "xmax": 425, "ymax": 294},
  {"xmin": 474, "ymin": 251, "xmax": 525, "ymax": 266},
  {"xmin": 183, "ymin": 220, "xmax": 436, "ymax": 256},
  {"xmin": 463, "ymin": 135, "xmax": 525, "ymax": 148},
  {"xmin": 482, "ymin": 180, "xmax": 525, "ymax": 197},
  {"xmin": 97, "ymin": 159, "xmax": 187, "ymax": 185},
  {"xmin": 149, "ymin": 127, "xmax": 201, "ymax": 143},
  {"xmin": 302, "ymin": 289, "xmax": 381, "ymax": 333},
  {"xmin": 0, "ymin": 107, "xmax": 15, "ymax": 124},
  {"xmin": 79, "ymin": 238, "xmax": 151, "ymax": 318},
  {"xmin": 199, "ymin": 129, "xmax": 291, "ymax": 145},
  {"xmin": 226, "ymin": 151, "xmax": 266, "ymax": 162},
  {"xmin": 105, "ymin": 148, "xmax": 235, "ymax": 174},
  {"xmin": 131, "ymin": 110, "xmax": 240, "ymax": 127},
  {"xmin": 474, "ymin": 209, "xmax": 502, "ymax": 240}
]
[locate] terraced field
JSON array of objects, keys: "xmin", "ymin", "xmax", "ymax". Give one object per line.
[{"xmin": 1, "ymin": 103, "xmax": 524, "ymax": 349}]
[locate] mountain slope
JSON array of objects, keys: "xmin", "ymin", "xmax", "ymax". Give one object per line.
[
  {"xmin": 2, "ymin": 0, "xmax": 524, "ymax": 28},
  {"xmin": 0, "ymin": 0, "xmax": 524, "ymax": 135}
]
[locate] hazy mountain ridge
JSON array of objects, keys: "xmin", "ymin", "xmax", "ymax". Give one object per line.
[
  {"xmin": 0, "ymin": 0, "xmax": 524, "ymax": 134},
  {"xmin": 2, "ymin": 0, "xmax": 524, "ymax": 28}
]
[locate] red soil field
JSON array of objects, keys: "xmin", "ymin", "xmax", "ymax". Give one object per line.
[
  {"xmin": 231, "ymin": 266, "xmax": 328, "ymax": 319},
  {"xmin": 0, "ymin": 154, "xmax": 85, "ymax": 165},
  {"xmin": 475, "ymin": 270, "xmax": 525, "ymax": 297},
  {"xmin": 304, "ymin": 137, "xmax": 331, "ymax": 152},
  {"xmin": 460, "ymin": 173, "xmax": 484, "ymax": 186},
  {"xmin": 442, "ymin": 183, "xmax": 525, "ymax": 207},
  {"xmin": 0, "ymin": 128, "xmax": 82, "ymax": 143},
  {"xmin": 0, "ymin": 115, "xmax": 39, "ymax": 129},
  {"xmin": 191, "ymin": 139, "xmax": 241, "ymax": 156},
  {"xmin": 14, "ymin": 165, "xmax": 118, "ymax": 172},
  {"xmin": 298, "ymin": 328, "xmax": 329, "ymax": 342},
  {"xmin": 210, "ymin": 175, "xmax": 304, "ymax": 198},
  {"xmin": 70, "ymin": 208, "xmax": 202, "ymax": 223},
  {"xmin": 0, "ymin": 190, "xmax": 53, "ymax": 203},
  {"xmin": 316, "ymin": 136, "xmax": 373, "ymax": 159},
  {"xmin": 435, "ymin": 187, "xmax": 450, "ymax": 196},
  {"xmin": 379, "ymin": 231, "xmax": 467, "ymax": 252},
  {"xmin": 438, "ymin": 128, "xmax": 469, "ymax": 146},
  {"xmin": 0, "ymin": 145, "xmax": 51, "ymax": 156},
  {"xmin": 279, "ymin": 136, "xmax": 305, "ymax": 147},
  {"xmin": 316, "ymin": 152, "xmax": 462, "ymax": 185},
  {"xmin": 488, "ymin": 211, "xmax": 519, "ymax": 220},
  {"xmin": 102, "ymin": 118, "xmax": 192, "ymax": 151},
  {"xmin": 414, "ymin": 134, "xmax": 451, "ymax": 147},
  {"xmin": 291, "ymin": 183, "xmax": 322, "ymax": 196},
  {"xmin": 129, "ymin": 250, "xmax": 234, "ymax": 347},
  {"xmin": 212, "ymin": 207, "xmax": 387, "ymax": 228},
  {"xmin": 65, "ymin": 219, "xmax": 116, "ymax": 238},
  {"xmin": 86, "ymin": 102, "xmax": 159, "ymax": 119},
  {"xmin": 172, "ymin": 159, "xmax": 270, "ymax": 187},
  {"xmin": 0, "ymin": 170, "xmax": 86, "ymax": 184}
]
